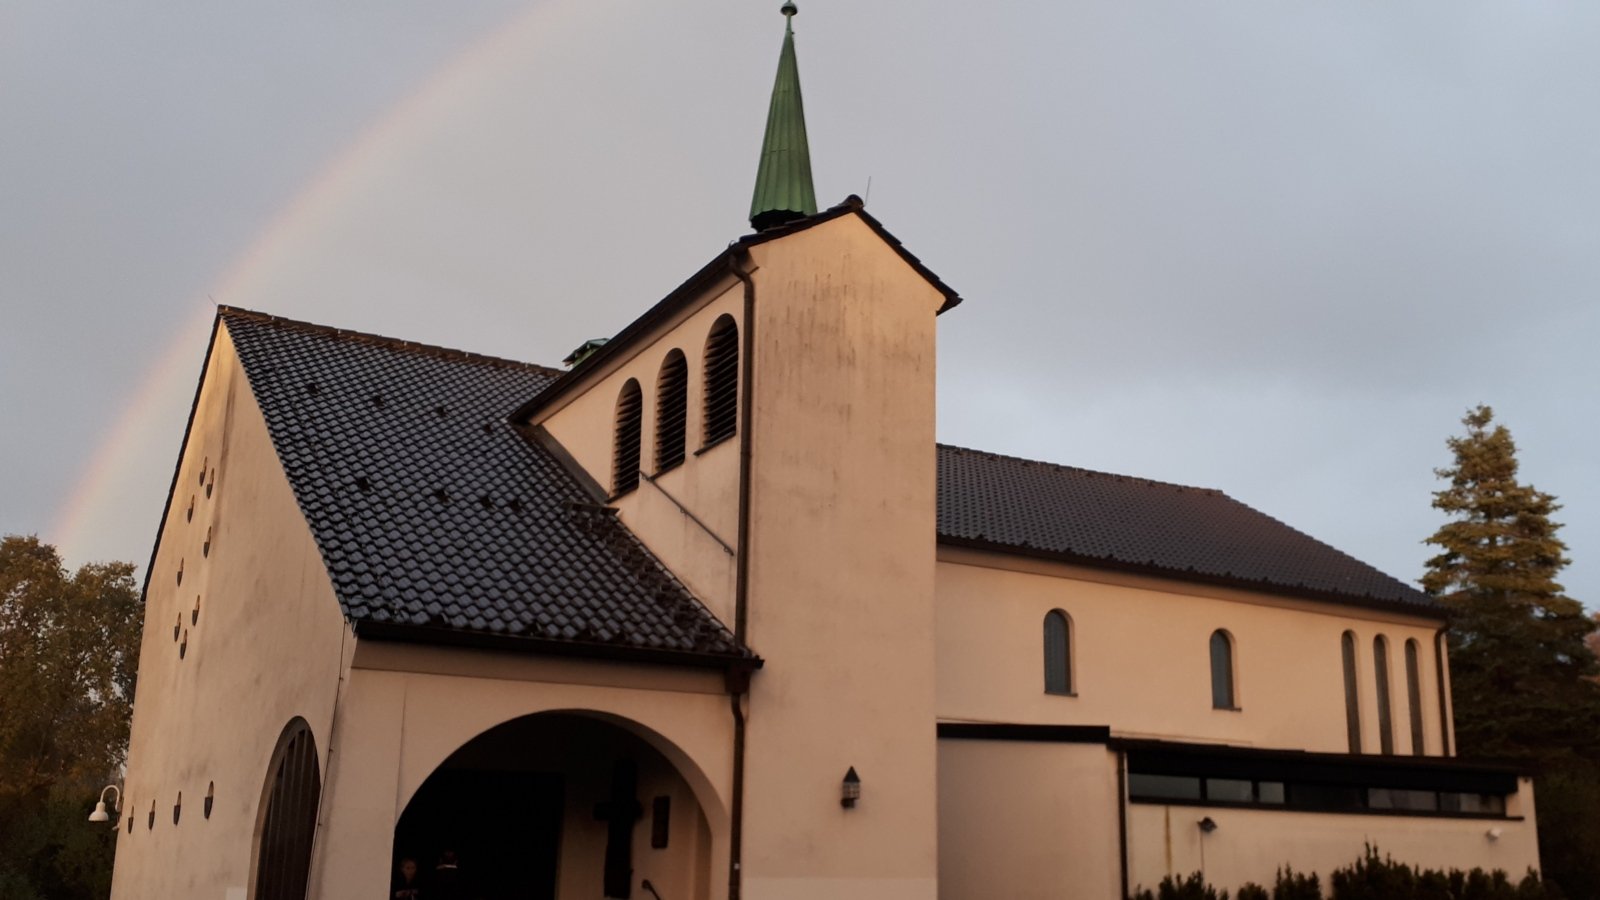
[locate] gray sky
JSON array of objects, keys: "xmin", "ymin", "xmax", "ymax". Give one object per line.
[{"xmin": 3, "ymin": 2, "xmax": 1596, "ymax": 610}]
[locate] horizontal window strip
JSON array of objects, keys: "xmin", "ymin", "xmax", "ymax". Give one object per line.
[
  {"xmin": 936, "ymin": 723, "xmax": 1111, "ymax": 744},
  {"xmin": 1120, "ymin": 743, "xmax": 1519, "ymax": 796}
]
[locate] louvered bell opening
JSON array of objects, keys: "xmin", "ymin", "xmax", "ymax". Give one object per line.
[
  {"xmin": 613, "ymin": 381, "xmax": 643, "ymax": 496},
  {"xmin": 703, "ymin": 318, "xmax": 739, "ymax": 447},
  {"xmin": 656, "ymin": 352, "xmax": 688, "ymax": 473}
]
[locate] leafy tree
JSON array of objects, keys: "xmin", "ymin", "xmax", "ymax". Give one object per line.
[
  {"xmin": 0, "ymin": 535, "xmax": 141, "ymax": 899},
  {"xmin": 1421, "ymin": 406, "xmax": 1600, "ymax": 897}
]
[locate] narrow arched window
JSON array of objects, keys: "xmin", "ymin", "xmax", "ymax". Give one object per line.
[
  {"xmin": 1341, "ymin": 631, "xmax": 1362, "ymax": 753},
  {"xmin": 655, "ymin": 350, "xmax": 688, "ymax": 473},
  {"xmin": 703, "ymin": 315, "xmax": 739, "ymax": 446},
  {"xmin": 1405, "ymin": 639, "xmax": 1425, "ymax": 756},
  {"xmin": 1043, "ymin": 610, "xmax": 1073, "ymax": 695},
  {"xmin": 613, "ymin": 379, "xmax": 643, "ymax": 496},
  {"xmin": 1209, "ymin": 630, "xmax": 1236, "ymax": 710},
  {"xmin": 252, "ymin": 719, "xmax": 320, "ymax": 900},
  {"xmin": 1374, "ymin": 635, "xmax": 1395, "ymax": 755}
]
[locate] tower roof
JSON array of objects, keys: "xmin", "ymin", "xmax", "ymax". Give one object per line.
[{"xmin": 749, "ymin": 2, "xmax": 818, "ymax": 231}]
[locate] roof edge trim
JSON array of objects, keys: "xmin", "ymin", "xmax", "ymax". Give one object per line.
[
  {"xmin": 140, "ymin": 310, "xmax": 224, "ymax": 602},
  {"xmin": 512, "ymin": 197, "xmax": 961, "ymax": 424},
  {"xmin": 218, "ymin": 306, "xmax": 560, "ymax": 376}
]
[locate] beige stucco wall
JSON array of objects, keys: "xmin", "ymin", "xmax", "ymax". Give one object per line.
[
  {"xmin": 537, "ymin": 279, "xmax": 747, "ymax": 630},
  {"xmin": 735, "ymin": 215, "xmax": 947, "ymax": 900},
  {"xmin": 936, "ymin": 548, "xmax": 1453, "ymax": 756},
  {"xmin": 1127, "ymin": 786, "xmax": 1540, "ymax": 892},
  {"xmin": 937, "ymin": 739, "xmax": 1123, "ymax": 900},
  {"xmin": 309, "ymin": 643, "xmax": 737, "ymax": 900},
  {"xmin": 111, "ymin": 325, "xmax": 352, "ymax": 899}
]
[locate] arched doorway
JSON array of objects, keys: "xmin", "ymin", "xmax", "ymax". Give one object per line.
[
  {"xmin": 394, "ymin": 712, "xmax": 714, "ymax": 900},
  {"xmin": 252, "ymin": 718, "xmax": 321, "ymax": 900}
]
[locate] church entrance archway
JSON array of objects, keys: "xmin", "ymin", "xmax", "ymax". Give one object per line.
[{"xmin": 393, "ymin": 711, "xmax": 714, "ymax": 900}]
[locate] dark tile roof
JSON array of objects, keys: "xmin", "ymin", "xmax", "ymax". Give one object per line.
[
  {"xmin": 219, "ymin": 308, "xmax": 751, "ymax": 665},
  {"xmin": 936, "ymin": 444, "xmax": 1438, "ymax": 613}
]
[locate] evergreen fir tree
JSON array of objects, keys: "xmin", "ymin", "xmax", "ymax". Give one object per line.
[
  {"xmin": 1422, "ymin": 405, "xmax": 1600, "ymax": 897},
  {"xmin": 1423, "ymin": 405, "xmax": 1597, "ymax": 758}
]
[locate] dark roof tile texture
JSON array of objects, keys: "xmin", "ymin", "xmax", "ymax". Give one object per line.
[
  {"xmin": 937, "ymin": 445, "xmax": 1436, "ymax": 611},
  {"xmin": 220, "ymin": 308, "xmax": 748, "ymax": 661}
]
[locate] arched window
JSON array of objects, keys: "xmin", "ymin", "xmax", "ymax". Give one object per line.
[
  {"xmin": 655, "ymin": 350, "xmax": 689, "ymax": 473},
  {"xmin": 1209, "ymin": 630, "xmax": 1236, "ymax": 710},
  {"xmin": 613, "ymin": 379, "xmax": 643, "ymax": 496},
  {"xmin": 1043, "ymin": 610, "xmax": 1073, "ymax": 696},
  {"xmin": 252, "ymin": 718, "xmax": 321, "ymax": 900},
  {"xmin": 1341, "ymin": 631, "xmax": 1362, "ymax": 753},
  {"xmin": 1374, "ymin": 635, "xmax": 1395, "ymax": 755},
  {"xmin": 703, "ymin": 316, "xmax": 739, "ymax": 447},
  {"xmin": 1405, "ymin": 639, "xmax": 1425, "ymax": 756}
]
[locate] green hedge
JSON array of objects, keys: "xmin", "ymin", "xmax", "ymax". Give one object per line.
[{"xmin": 1130, "ymin": 846, "xmax": 1556, "ymax": 900}]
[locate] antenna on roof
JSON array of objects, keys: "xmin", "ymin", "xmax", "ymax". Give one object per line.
[{"xmin": 864, "ymin": 176, "xmax": 872, "ymax": 206}]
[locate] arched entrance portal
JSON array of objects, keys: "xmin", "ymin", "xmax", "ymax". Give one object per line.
[{"xmin": 394, "ymin": 712, "xmax": 714, "ymax": 900}]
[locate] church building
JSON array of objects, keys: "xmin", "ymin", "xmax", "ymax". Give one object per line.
[{"xmin": 110, "ymin": 6, "xmax": 1539, "ymax": 899}]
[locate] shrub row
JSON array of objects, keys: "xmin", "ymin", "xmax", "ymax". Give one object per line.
[{"xmin": 1131, "ymin": 846, "xmax": 1557, "ymax": 900}]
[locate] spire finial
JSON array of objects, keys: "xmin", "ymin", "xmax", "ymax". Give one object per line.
[{"xmin": 749, "ymin": 2, "xmax": 818, "ymax": 230}]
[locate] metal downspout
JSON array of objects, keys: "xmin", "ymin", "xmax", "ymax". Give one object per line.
[
  {"xmin": 1117, "ymin": 750, "xmax": 1131, "ymax": 900},
  {"xmin": 725, "ymin": 250, "xmax": 758, "ymax": 900}
]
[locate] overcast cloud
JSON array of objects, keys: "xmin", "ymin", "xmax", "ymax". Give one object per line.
[{"xmin": 3, "ymin": 1, "xmax": 1595, "ymax": 609}]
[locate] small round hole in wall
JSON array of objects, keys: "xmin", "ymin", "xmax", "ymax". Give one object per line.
[
  {"xmin": 176, "ymin": 559, "xmax": 183, "ymax": 586},
  {"xmin": 205, "ymin": 469, "xmax": 215, "ymax": 498},
  {"xmin": 179, "ymin": 630, "xmax": 188, "ymax": 659},
  {"xmin": 186, "ymin": 496, "xmax": 194, "ymax": 522},
  {"xmin": 147, "ymin": 800, "xmax": 155, "ymax": 830},
  {"xmin": 174, "ymin": 614, "xmax": 181, "ymax": 641},
  {"xmin": 173, "ymin": 792, "xmax": 181, "ymax": 825},
  {"xmin": 203, "ymin": 527, "xmax": 212, "ymax": 557},
  {"xmin": 192, "ymin": 596, "xmax": 200, "ymax": 625},
  {"xmin": 204, "ymin": 782, "xmax": 214, "ymax": 819},
  {"xmin": 126, "ymin": 814, "xmax": 133, "ymax": 834},
  {"xmin": 199, "ymin": 458, "xmax": 207, "ymax": 486}
]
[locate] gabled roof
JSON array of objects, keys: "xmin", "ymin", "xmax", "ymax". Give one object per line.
[
  {"xmin": 511, "ymin": 196, "xmax": 960, "ymax": 424},
  {"xmin": 218, "ymin": 308, "xmax": 753, "ymax": 667},
  {"xmin": 937, "ymin": 444, "xmax": 1439, "ymax": 615}
]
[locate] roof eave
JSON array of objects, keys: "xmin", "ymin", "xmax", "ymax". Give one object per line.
[
  {"xmin": 936, "ymin": 535, "xmax": 1445, "ymax": 621},
  {"xmin": 352, "ymin": 619, "xmax": 762, "ymax": 671}
]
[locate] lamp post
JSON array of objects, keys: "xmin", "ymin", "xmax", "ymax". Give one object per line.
[{"xmin": 88, "ymin": 784, "xmax": 122, "ymax": 825}]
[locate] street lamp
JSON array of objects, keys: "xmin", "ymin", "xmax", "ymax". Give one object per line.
[{"xmin": 88, "ymin": 785, "xmax": 122, "ymax": 824}]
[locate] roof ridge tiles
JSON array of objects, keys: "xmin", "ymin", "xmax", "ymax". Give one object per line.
[
  {"xmin": 218, "ymin": 306, "xmax": 562, "ymax": 377},
  {"xmin": 936, "ymin": 442, "xmax": 1223, "ymax": 496}
]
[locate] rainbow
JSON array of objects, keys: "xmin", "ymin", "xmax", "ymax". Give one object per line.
[{"xmin": 49, "ymin": 1, "xmax": 572, "ymax": 563}]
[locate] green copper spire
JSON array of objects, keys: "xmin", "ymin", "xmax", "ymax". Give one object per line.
[{"xmin": 749, "ymin": 2, "xmax": 818, "ymax": 231}]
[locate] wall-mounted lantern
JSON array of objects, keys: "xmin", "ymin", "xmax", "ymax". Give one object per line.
[
  {"xmin": 88, "ymin": 785, "xmax": 122, "ymax": 824},
  {"xmin": 841, "ymin": 768, "xmax": 861, "ymax": 809},
  {"xmin": 1198, "ymin": 816, "xmax": 1218, "ymax": 833},
  {"xmin": 1486, "ymin": 826, "xmax": 1503, "ymax": 842}
]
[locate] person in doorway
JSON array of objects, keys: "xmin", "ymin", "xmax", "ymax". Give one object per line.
[
  {"xmin": 431, "ymin": 850, "xmax": 465, "ymax": 900},
  {"xmin": 392, "ymin": 857, "xmax": 422, "ymax": 900}
]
